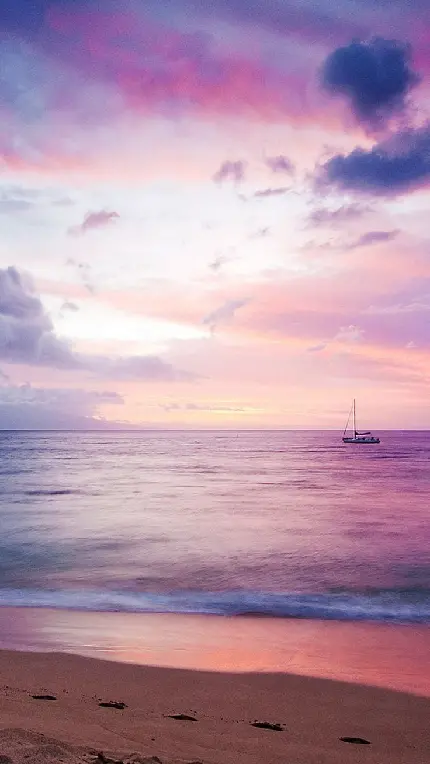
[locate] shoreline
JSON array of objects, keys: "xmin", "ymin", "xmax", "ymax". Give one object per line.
[
  {"xmin": 0, "ymin": 648, "xmax": 429, "ymax": 764},
  {"xmin": 1, "ymin": 606, "xmax": 429, "ymax": 697}
]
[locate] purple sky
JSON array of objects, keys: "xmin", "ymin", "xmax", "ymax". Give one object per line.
[{"xmin": 1, "ymin": 0, "xmax": 430, "ymax": 428}]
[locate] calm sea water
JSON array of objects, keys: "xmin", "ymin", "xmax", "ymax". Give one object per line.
[{"xmin": 0, "ymin": 430, "xmax": 429, "ymax": 623}]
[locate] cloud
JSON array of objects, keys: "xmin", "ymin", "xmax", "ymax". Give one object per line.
[
  {"xmin": 0, "ymin": 184, "xmax": 74, "ymax": 212},
  {"xmin": 334, "ymin": 324, "xmax": 365, "ymax": 342},
  {"xmin": 0, "ymin": 381, "xmax": 126, "ymax": 430},
  {"xmin": 348, "ymin": 229, "xmax": 399, "ymax": 249},
  {"xmin": 203, "ymin": 298, "xmax": 249, "ymax": 332},
  {"xmin": 2, "ymin": 0, "xmax": 427, "ymax": 172},
  {"xmin": 160, "ymin": 0, "xmax": 367, "ymax": 46},
  {"xmin": 160, "ymin": 401, "xmax": 245, "ymax": 413},
  {"xmin": 0, "ymin": 383, "xmax": 122, "ymax": 409},
  {"xmin": 39, "ymin": 8, "xmax": 314, "ymax": 125},
  {"xmin": 209, "ymin": 255, "xmax": 230, "ymax": 272},
  {"xmin": 249, "ymin": 227, "xmax": 271, "ymax": 239},
  {"xmin": 4, "ymin": 0, "xmax": 369, "ymax": 49},
  {"xmin": 254, "ymin": 187, "xmax": 289, "ymax": 198},
  {"xmin": 317, "ymin": 123, "xmax": 430, "ymax": 195},
  {"xmin": 306, "ymin": 326, "xmax": 364, "ymax": 354},
  {"xmin": 60, "ymin": 300, "xmax": 79, "ymax": 313},
  {"xmin": 66, "ymin": 259, "xmax": 95, "ymax": 294},
  {"xmin": 243, "ymin": 263, "xmax": 430, "ymax": 353},
  {"xmin": 321, "ymin": 38, "xmax": 420, "ymax": 127},
  {"xmin": 0, "ymin": 184, "xmax": 46, "ymax": 213},
  {"xmin": 0, "ymin": 267, "xmax": 78, "ymax": 368},
  {"xmin": 363, "ymin": 280, "xmax": 430, "ymax": 317},
  {"xmin": 68, "ymin": 210, "xmax": 120, "ymax": 236},
  {"xmin": 92, "ymin": 355, "xmax": 195, "ymax": 382},
  {"xmin": 265, "ymin": 155, "xmax": 295, "ymax": 174},
  {"xmin": 0, "ymin": 266, "xmax": 196, "ymax": 381},
  {"xmin": 213, "ymin": 160, "xmax": 246, "ymax": 184},
  {"xmin": 0, "ymin": 199, "xmax": 34, "ymax": 214},
  {"xmin": 307, "ymin": 203, "xmax": 369, "ymax": 227}
]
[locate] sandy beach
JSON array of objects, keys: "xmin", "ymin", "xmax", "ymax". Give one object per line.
[{"xmin": 0, "ymin": 648, "xmax": 429, "ymax": 764}]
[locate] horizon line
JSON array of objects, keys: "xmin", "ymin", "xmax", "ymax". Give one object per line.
[{"xmin": 0, "ymin": 428, "xmax": 429, "ymax": 433}]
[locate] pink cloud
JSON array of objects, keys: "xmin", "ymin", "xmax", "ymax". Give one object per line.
[
  {"xmin": 213, "ymin": 160, "xmax": 246, "ymax": 183},
  {"xmin": 68, "ymin": 210, "xmax": 119, "ymax": 236},
  {"xmin": 42, "ymin": 8, "xmax": 316, "ymax": 123},
  {"xmin": 2, "ymin": 6, "xmax": 385, "ymax": 181},
  {"xmin": 95, "ymin": 229, "xmax": 430, "ymax": 354}
]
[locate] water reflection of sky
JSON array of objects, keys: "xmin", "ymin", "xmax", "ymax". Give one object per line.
[
  {"xmin": 1, "ymin": 430, "xmax": 429, "ymax": 596},
  {"xmin": 2, "ymin": 608, "xmax": 429, "ymax": 698}
]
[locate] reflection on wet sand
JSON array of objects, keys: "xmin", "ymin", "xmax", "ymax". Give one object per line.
[{"xmin": 1, "ymin": 607, "xmax": 429, "ymax": 697}]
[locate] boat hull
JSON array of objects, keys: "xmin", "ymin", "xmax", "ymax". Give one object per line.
[{"xmin": 342, "ymin": 437, "xmax": 380, "ymax": 444}]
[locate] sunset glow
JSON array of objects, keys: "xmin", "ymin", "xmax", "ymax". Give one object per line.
[{"xmin": 2, "ymin": 0, "xmax": 430, "ymax": 429}]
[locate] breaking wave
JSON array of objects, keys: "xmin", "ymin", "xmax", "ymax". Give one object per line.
[{"xmin": 0, "ymin": 587, "xmax": 429, "ymax": 623}]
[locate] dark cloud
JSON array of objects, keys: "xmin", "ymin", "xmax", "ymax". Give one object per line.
[
  {"xmin": 68, "ymin": 210, "xmax": 120, "ymax": 236},
  {"xmin": 0, "ymin": 0, "xmax": 52, "ymax": 33},
  {"xmin": 265, "ymin": 155, "xmax": 295, "ymax": 174},
  {"xmin": 321, "ymin": 38, "xmax": 420, "ymax": 127},
  {"xmin": 213, "ymin": 160, "xmax": 246, "ymax": 184},
  {"xmin": 348, "ymin": 229, "xmax": 399, "ymax": 248},
  {"xmin": 0, "ymin": 382, "xmax": 126, "ymax": 430},
  {"xmin": 254, "ymin": 187, "xmax": 289, "ymax": 198},
  {"xmin": 317, "ymin": 124, "xmax": 430, "ymax": 196},
  {"xmin": 2, "ymin": 0, "xmax": 427, "ymax": 144},
  {"xmin": 317, "ymin": 123, "xmax": 430, "ymax": 195},
  {"xmin": 307, "ymin": 203, "xmax": 368, "ymax": 227},
  {"xmin": 0, "ymin": 267, "xmax": 78, "ymax": 368},
  {"xmin": 0, "ymin": 266, "xmax": 197, "ymax": 382}
]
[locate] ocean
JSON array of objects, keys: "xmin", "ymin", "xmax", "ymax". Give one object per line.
[{"xmin": 1, "ymin": 429, "xmax": 429, "ymax": 624}]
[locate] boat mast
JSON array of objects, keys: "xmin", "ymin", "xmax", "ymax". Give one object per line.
[{"xmin": 353, "ymin": 398, "xmax": 356, "ymax": 436}]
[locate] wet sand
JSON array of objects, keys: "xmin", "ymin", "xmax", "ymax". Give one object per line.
[
  {"xmin": 0, "ymin": 607, "xmax": 429, "ymax": 696},
  {"xmin": 0, "ymin": 648, "xmax": 429, "ymax": 764}
]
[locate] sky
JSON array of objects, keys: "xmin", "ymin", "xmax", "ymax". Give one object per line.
[{"xmin": 1, "ymin": 0, "xmax": 430, "ymax": 429}]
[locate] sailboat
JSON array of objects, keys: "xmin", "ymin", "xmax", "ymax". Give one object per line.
[{"xmin": 342, "ymin": 399, "xmax": 380, "ymax": 444}]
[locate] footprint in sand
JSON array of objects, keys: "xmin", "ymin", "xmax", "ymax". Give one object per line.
[
  {"xmin": 167, "ymin": 714, "xmax": 197, "ymax": 722},
  {"xmin": 340, "ymin": 736, "xmax": 371, "ymax": 745},
  {"xmin": 98, "ymin": 702, "xmax": 127, "ymax": 710},
  {"xmin": 251, "ymin": 721, "xmax": 284, "ymax": 732}
]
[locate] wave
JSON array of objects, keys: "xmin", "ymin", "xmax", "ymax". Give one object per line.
[
  {"xmin": 0, "ymin": 588, "xmax": 429, "ymax": 623},
  {"xmin": 23, "ymin": 489, "xmax": 78, "ymax": 496}
]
